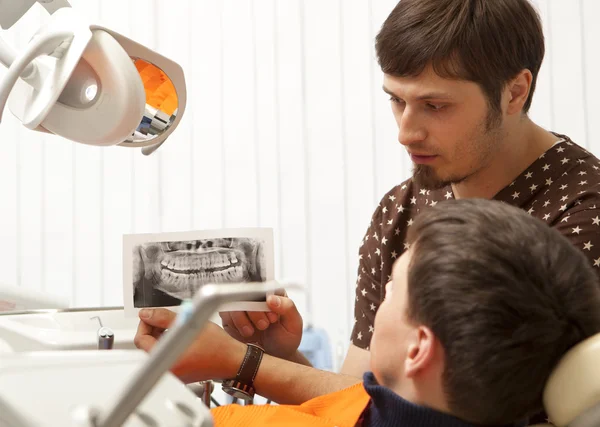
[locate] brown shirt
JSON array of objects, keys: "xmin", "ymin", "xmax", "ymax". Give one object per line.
[{"xmin": 352, "ymin": 134, "xmax": 600, "ymax": 349}]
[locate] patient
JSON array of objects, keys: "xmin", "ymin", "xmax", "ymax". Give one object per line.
[
  {"xmin": 135, "ymin": 199, "xmax": 600, "ymax": 426},
  {"xmin": 209, "ymin": 199, "xmax": 600, "ymax": 426}
]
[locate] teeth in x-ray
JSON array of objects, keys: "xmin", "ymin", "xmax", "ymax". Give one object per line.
[{"xmin": 158, "ymin": 265, "xmax": 244, "ymax": 299}]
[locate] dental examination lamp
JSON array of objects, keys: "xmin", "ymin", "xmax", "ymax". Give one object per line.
[{"xmin": 0, "ymin": 0, "xmax": 186, "ymax": 155}]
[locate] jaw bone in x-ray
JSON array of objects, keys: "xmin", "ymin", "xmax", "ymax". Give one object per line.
[{"xmin": 132, "ymin": 238, "xmax": 267, "ymax": 308}]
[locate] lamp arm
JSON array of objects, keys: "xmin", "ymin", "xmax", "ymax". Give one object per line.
[
  {"xmin": 0, "ymin": 30, "xmax": 72, "ymax": 124},
  {"xmin": 0, "ymin": 35, "xmax": 36, "ymax": 77}
]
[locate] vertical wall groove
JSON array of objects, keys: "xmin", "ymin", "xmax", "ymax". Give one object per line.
[
  {"xmin": 219, "ymin": 0, "xmax": 227, "ymax": 228},
  {"xmin": 272, "ymin": 0, "xmax": 284, "ymax": 278},
  {"xmin": 71, "ymin": 144, "xmax": 76, "ymax": 304},
  {"xmin": 40, "ymin": 135, "xmax": 46, "ymax": 291},
  {"xmin": 367, "ymin": 0, "xmax": 379, "ymax": 207},
  {"xmin": 251, "ymin": 0, "xmax": 261, "ymax": 227},
  {"xmin": 98, "ymin": 1, "xmax": 105, "ymax": 304},
  {"xmin": 15, "ymin": 129, "xmax": 21, "ymax": 288},
  {"xmin": 577, "ymin": 0, "xmax": 590, "ymax": 149},
  {"xmin": 188, "ymin": 0, "xmax": 195, "ymax": 228},
  {"xmin": 338, "ymin": 0, "xmax": 351, "ymax": 337},
  {"xmin": 152, "ymin": 0, "xmax": 163, "ymax": 232},
  {"xmin": 546, "ymin": 2, "xmax": 555, "ymax": 130},
  {"xmin": 299, "ymin": 0, "xmax": 313, "ymax": 317}
]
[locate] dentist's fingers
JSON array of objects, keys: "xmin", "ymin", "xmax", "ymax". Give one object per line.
[
  {"xmin": 139, "ymin": 308, "xmax": 177, "ymax": 328},
  {"xmin": 246, "ymin": 311, "xmax": 271, "ymax": 331},
  {"xmin": 266, "ymin": 295, "xmax": 302, "ymax": 333}
]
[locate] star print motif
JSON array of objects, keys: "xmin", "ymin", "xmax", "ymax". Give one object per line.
[
  {"xmin": 361, "ymin": 288, "xmax": 367, "ymax": 297},
  {"xmin": 560, "ymin": 184, "xmax": 568, "ymax": 190},
  {"xmin": 512, "ymin": 192, "xmax": 520, "ymax": 199},
  {"xmin": 357, "ymin": 332, "xmax": 363, "ymax": 340},
  {"xmin": 572, "ymin": 226, "xmax": 582, "ymax": 234},
  {"xmin": 369, "ymin": 325, "xmax": 374, "ymax": 333},
  {"xmin": 543, "ymin": 200, "xmax": 551, "ymax": 207},
  {"xmin": 410, "ymin": 197, "xmax": 417, "ymax": 204},
  {"xmin": 527, "ymin": 207, "xmax": 534, "ymax": 215},
  {"xmin": 389, "ymin": 195, "xmax": 396, "ymax": 201},
  {"xmin": 382, "ymin": 237, "xmax": 388, "ymax": 245},
  {"xmin": 556, "ymin": 146, "xmax": 565, "ymax": 153},
  {"xmin": 593, "ymin": 217, "xmax": 600, "ymax": 226},
  {"xmin": 375, "ymin": 248, "xmax": 381, "ymax": 256},
  {"xmin": 559, "ymin": 204, "xmax": 568, "ymax": 211},
  {"xmin": 395, "ymin": 228, "xmax": 400, "ymax": 235},
  {"xmin": 546, "ymin": 179, "xmax": 553, "ymax": 186},
  {"xmin": 382, "ymin": 206, "xmax": 388, "ymax": 213},
  {"xmin": 579, "ymin": 181, "xmax": 588, "ymax": 186},
  {"xmin": 543, "ymin": 213, "xmax": 550, "ymax": 221},
  {"xmin": 407, "ymin": 219, "xmax": 414, "ymax": 226},
  {"xmin": 584, "ymin": 242, "xmax": 593, "ymax": 251},
  {"xmin": 561, "ymin": 216, "xmax": 570, "ymax": 223},
  {"xmin": 420, "ymin": 189, "xmax": 427, "ymax": 195},
  {"xmin": 561, "ymin": 158, "xmax": 570, "ymax": 165},
  {"xmin": 561, "ymin": 195, "xmax": 569, "ymax": 202},
  {"xmin": 397, "ymin": 205, "xmax": 405, "ymax": 213},
  {"xmin": 595, "ymin": 258, "xmax": 600, "ymax": 268},
  {"xmin": 387, "ymin": 219, "xmax": 393, "ymax": 225},
  {"xmin": 445, "ymin": 191, "xmax": 453, "ymax": 199},
  {"xmin": 530, "ymin": 184, "xmax": 538, "ymax": 192},
  {"xmin": 370, "ymin": 303, "xmax": 376, "ymax": 311},
  {"xmin": 404, "ymin": 242, "xmax": 410, "ymax": 250},
  {"xmin": 542, "ymin": 164, "xmax": 550, "ymax": 171},
  {"xmin": 391, "ymin": 250, "xmax": 398, "ymax": 259},
  {"xmin": 525, "ymin": 172, "xmax": 533, "ymax": 179},
  {"xmin": 430, "ymin": 201, "xmax": 438, "ymax": 206}
]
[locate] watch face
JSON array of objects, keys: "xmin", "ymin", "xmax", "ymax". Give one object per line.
[{"xmin": 222, "ymin": 384, "xmax": 253, "ymax": 401}]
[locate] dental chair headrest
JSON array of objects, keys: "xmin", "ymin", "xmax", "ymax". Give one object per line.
[{"xmin": 538, "ymin": 332, "xmax": 600, "ymax": 427}]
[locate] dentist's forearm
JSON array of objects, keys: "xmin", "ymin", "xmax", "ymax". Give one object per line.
[{"xmin": 252, "ymin": 354, "xmax": 361, "ymax": 405}]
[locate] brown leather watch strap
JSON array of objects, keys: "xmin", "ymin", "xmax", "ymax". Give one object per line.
[{"xmin": 235, "ymin": 343, "xmax": 264, "ymax": 386}]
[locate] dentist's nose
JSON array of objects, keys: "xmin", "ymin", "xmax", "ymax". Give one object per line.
[{"xmin": 397, "ymin": 108, "xmax": 426, "ymax": 147}]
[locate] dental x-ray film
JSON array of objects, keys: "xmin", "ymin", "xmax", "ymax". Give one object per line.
[{"xmin": 123, "ymin": 228, "xmax": 274, "ymax": 316}]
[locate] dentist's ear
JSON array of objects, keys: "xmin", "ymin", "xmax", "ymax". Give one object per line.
[
  {"xmin": 404, "ymin": 326, "xmax": 436, "ymax": 377},
  {"xmin": 506, "ymin": 69, "xmax": 532, "ymax": 115}
]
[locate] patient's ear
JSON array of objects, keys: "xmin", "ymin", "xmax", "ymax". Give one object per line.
[{"xmin": 404, "ymin": 326, "xmax": 436, "ymax": 377}]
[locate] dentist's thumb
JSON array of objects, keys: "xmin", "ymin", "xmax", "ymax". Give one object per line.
[{"xmin": 266, "ymin": 295, "xmax": 302, "ymax": 331}]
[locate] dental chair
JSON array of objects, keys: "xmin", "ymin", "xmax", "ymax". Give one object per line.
[{"xmin": 531, "ymin": 333, "xmax": 600, "ymax": 427}]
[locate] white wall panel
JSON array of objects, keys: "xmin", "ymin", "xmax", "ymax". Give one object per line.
[{"xmin": 0, "ymin": 0, "xmax": 598, "ymax": 366}]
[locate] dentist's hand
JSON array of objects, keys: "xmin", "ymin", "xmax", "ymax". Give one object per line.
[
  {"xmin": 219, "ymin": 293, "xmax": 303, "ymax": 361},
  {"xmin": 134, "ymin": 308, "xmax": 246, "ymax": 384}
]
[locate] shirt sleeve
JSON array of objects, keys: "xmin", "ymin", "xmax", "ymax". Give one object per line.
[
  {"xmin": 351, "ymin": 204, "xmax": 383, "ymax": 350},
  {"xmin": 553, "ymin": 206, "xmax": 600, "ymax": 282}
]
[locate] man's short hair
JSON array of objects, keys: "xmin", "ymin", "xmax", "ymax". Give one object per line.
[
  {"xmin": 406, "ymin": 199, "xmax": 600, "ymax": 425},
  {"xmin": 375, "ymin": 0, "xmax": 545, "ymax": 114}
]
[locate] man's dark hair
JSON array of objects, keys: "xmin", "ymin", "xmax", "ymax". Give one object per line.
[
  {"xmin": 406, "ymin": 199, "xmax": 600, "ymax": 425},
  {"xmin": 375, "ymin": 0, "xmax": 545, "ymax": 114}
]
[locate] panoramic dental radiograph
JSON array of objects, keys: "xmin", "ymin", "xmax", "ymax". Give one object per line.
[{"xmin": 132, "ymin": 237, "xmax": 267, "ymax": 307}]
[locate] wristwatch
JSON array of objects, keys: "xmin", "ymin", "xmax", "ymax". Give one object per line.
[{"xmin": 221, "ymin": 343, "xmax": 265, "ymax": 401}]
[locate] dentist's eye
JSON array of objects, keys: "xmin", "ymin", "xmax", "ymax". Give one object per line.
[
  {"xmin": 389, "ymin": 96, "xmax": 404, "ymax": 105},
  {"xmin": 427, "ymin": 103, "xmax": 445, "ymax": 111}
]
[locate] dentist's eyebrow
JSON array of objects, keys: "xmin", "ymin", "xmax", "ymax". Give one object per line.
[{"xmin": 382, "ymin": 85, "xmax": 453, "ymax": 101}]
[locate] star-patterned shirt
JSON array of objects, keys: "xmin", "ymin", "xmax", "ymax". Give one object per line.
[{"xmin": 352, "ymin": 134, "xmax": 600, "ymax": 349}]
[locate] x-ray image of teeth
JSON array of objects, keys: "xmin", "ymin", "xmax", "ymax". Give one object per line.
[{"xmin": 132, "ymin": 237, "xmax": 267, "ymax": 308}]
